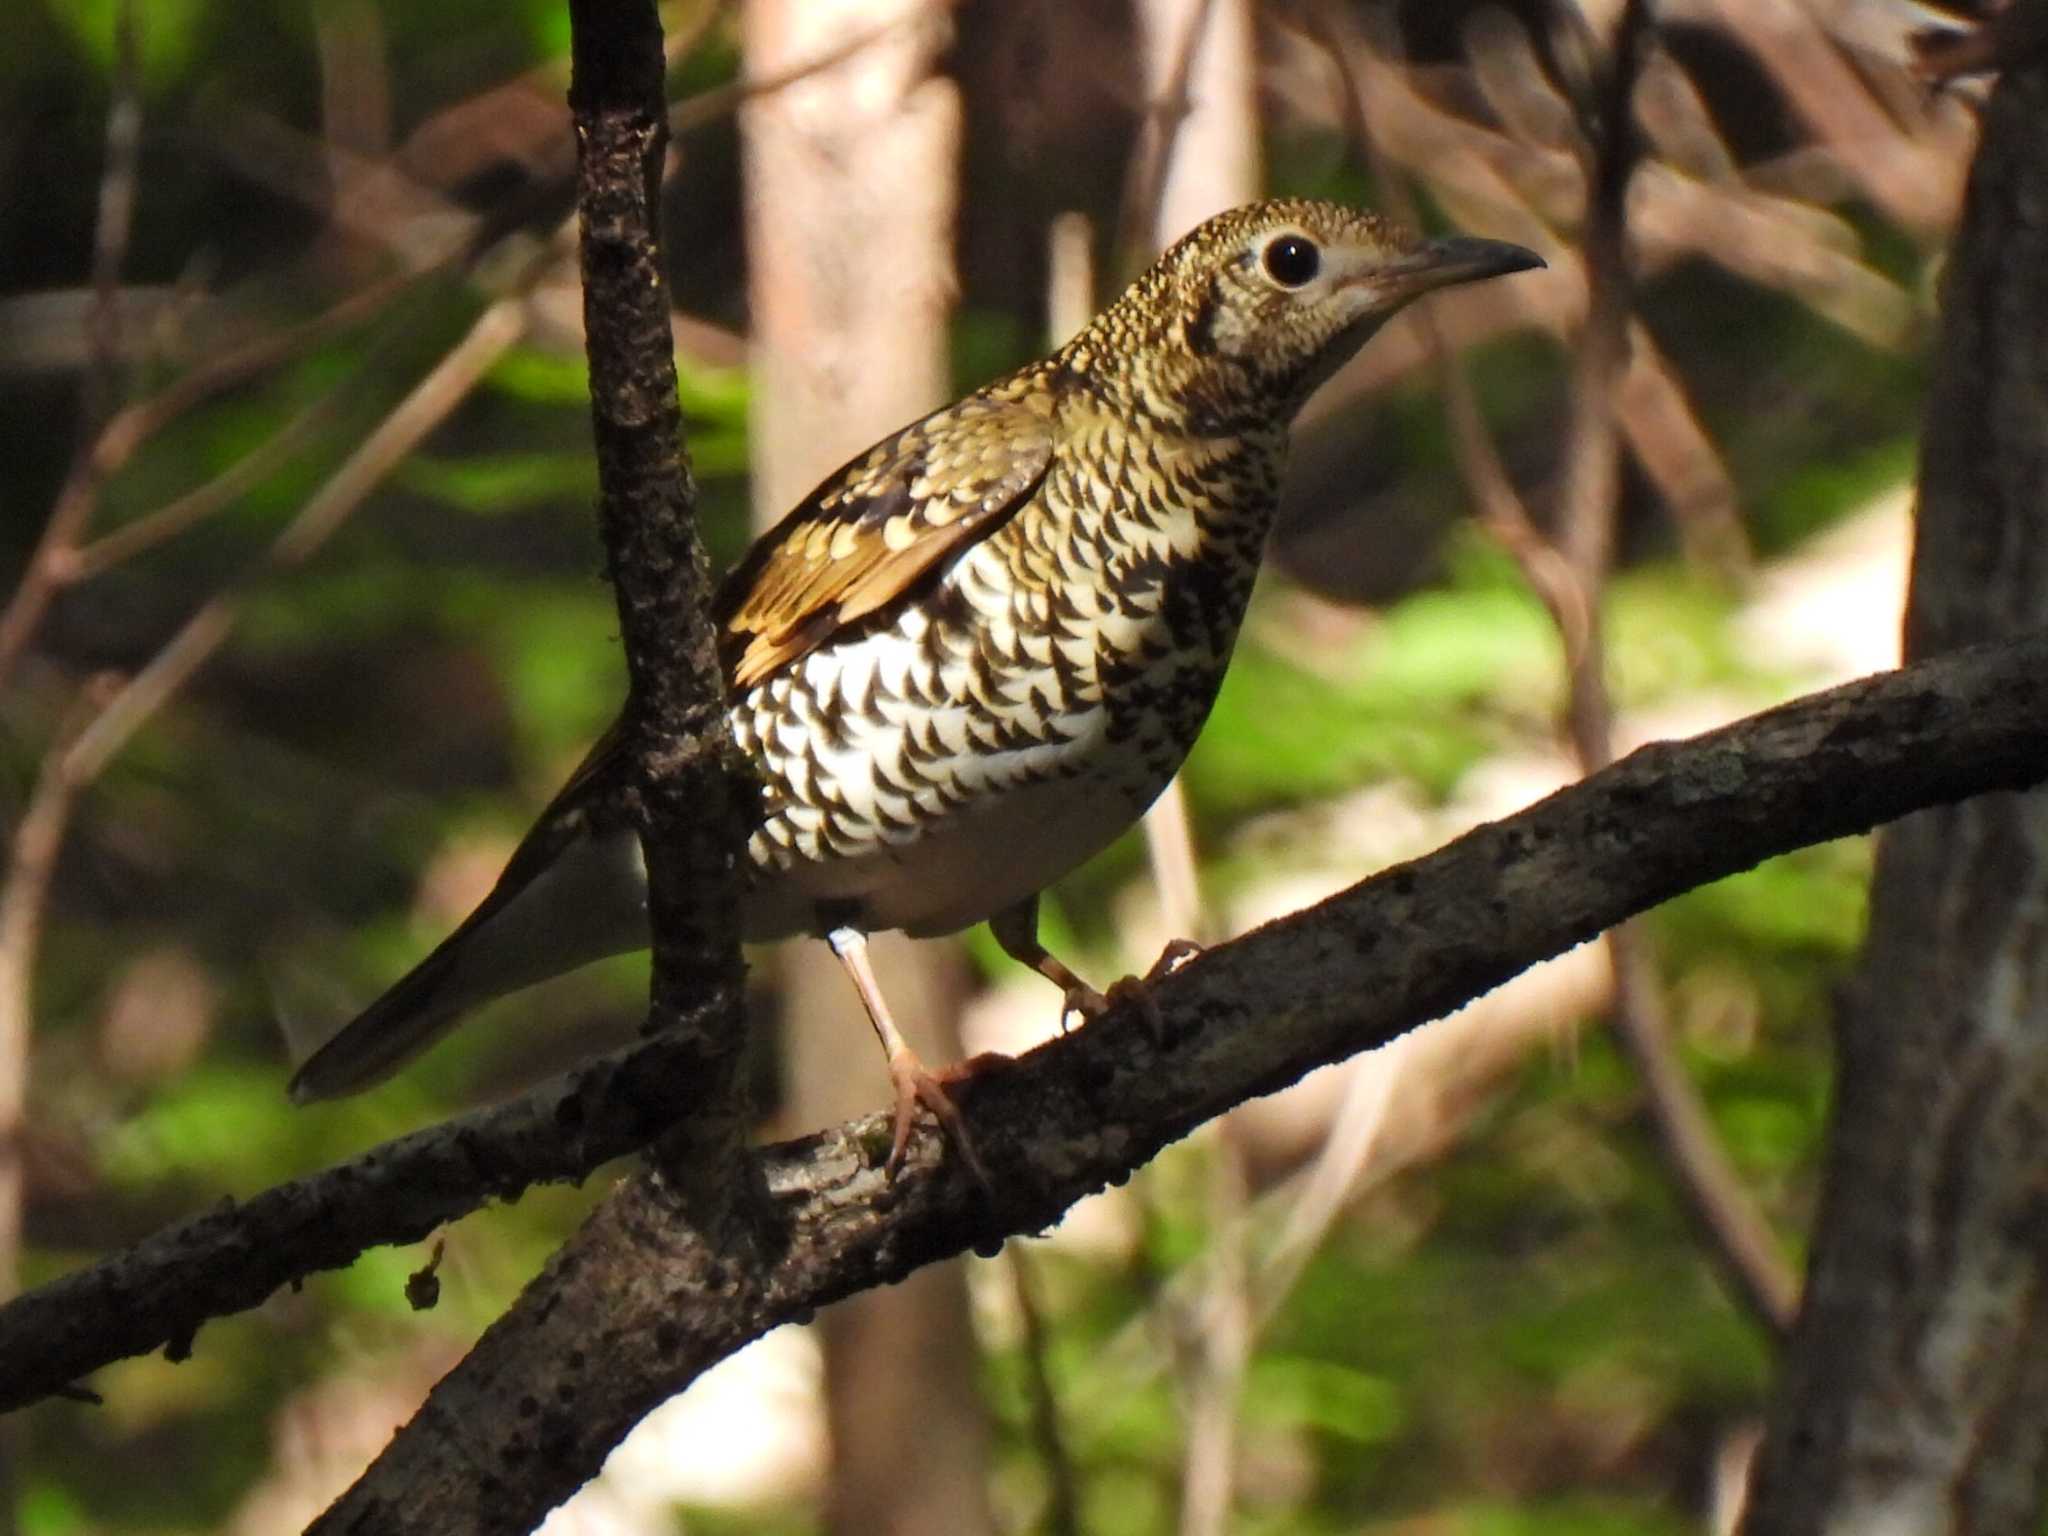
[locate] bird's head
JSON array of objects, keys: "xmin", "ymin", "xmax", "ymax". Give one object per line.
[{"xmin": 1075, "ymin": 198, "xmax": 1544, "ymax": 430}]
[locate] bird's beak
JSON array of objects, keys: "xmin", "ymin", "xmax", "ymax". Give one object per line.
[{"xmin": 1370, "ymin": 236, "xmax": 1547, "ymax": 301}]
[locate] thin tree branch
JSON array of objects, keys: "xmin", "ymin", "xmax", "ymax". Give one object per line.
[
  {"xmin": 1551, "ymin": 0, "xmax": 1801, "ymax": 1340},
  {"xmin": 59, "ymin": 351, "xmax": 369, "ymax": 583},
  {"xmin": 669, "ymin": 5, "xmax": 941, "ymax": 138},
  {"xmin": 1314, "ymin": 0, "xmax": 1799, "ymax": 1340},
  {"xmin": 59, "ymin": 283, "xmax": 535, "ymax": 791},
  {"xmin": 1008, "ymin": 1246, "xmax": 1084, "ymax": 1536},
  {"xmin": 1117, "ymin": 0, "xmax": 1220, "ymax": 274},
  {"xmin": 1175, "ymin": 1128, "xmax": 1249, "ymax": 1536},
  {"xmin": 2, "ymin": 636, "xmax": 2043, "ymax": 1417},
  {"xmin": 0, "ymin": 6, "xmax": 141, "ymax": 1415},
  {"xmin": 0, "ymin": 1, "xmax": 145, "ymax": 689},
  {"xmin": 0, "ymin": 265, "xmax": 421, "ymax": 691}
]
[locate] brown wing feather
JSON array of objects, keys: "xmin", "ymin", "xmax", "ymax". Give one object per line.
[
  {"xmin": 300, "ymin": 389, "xmax": 1055, "ymax": 1091},
  {"xmin": 714, "ymin": 390, "xmax": 1056, "ymax": 689}
]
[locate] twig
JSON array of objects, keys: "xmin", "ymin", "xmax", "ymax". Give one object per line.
[
  {"xmin": 671, "ymin": 6, "xmax": 939, "ymax": 137},
  {"xmin": 1708, "ymin": 0, "xmax": 1963, "ymax": 230},
  {"xmin": 0, "ymin": 0, "xmax": 144, "ymax": 690},
  {"xmin": 0, "ymin": 636, "xmax": 2041, "ymax": 1415},
  {"xmin": 1008, "ymin": 1246, "xmax": 1083, "ymax": 1536},
  {"xmin": 0, "ymin": 694, "xmax": 105, "ymax": 1297},
  {"xmin": 0, "ymin": 0, "xmax": 141, "ymax": 1368},
  {"xmin": 1175, "ymin": 1128, "xmax": 1249, "ymax": 1536},
  {"xmin": 60, "ymin": 285, "xmax": 535, "ymax": 791},
  {"xmin": 0, "ymin": 266, "xmax": 417, "ymax": 691},
  {"xmin": 1550, "ymin": 0, "xmax": 1800, "ymax": 1339},
  {"xmin": 1250, "ymin": 1033, "xmax": 1409, "ymax": 1324},
  {"xmin": 58, "ymin": 290, "xmax": 429, "ymax": 584},
  {"xmin": 1116, "ymin": 0, "xmax": 1220, "ymax": 272},
  {"xmin": 1313, "ymin": 0, "xmax": 1798, "ymax": 1340}
]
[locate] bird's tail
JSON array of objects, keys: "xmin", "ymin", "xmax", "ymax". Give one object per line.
[
  {"xmin": 287, "ymin": 826, "xmax": 651, "ymax": 1102},
  {"xmin": 287, "ymin": 944, "xmax": 476, "ymax": 1103}
]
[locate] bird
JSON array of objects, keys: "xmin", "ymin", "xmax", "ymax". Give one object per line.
[{"xmin": 288, "ymin": 198, "xmax": 1543, "ymax": 1171}]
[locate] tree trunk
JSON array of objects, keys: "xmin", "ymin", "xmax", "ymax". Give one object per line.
[{"xmin": 1740, "ymin": 37, "xmax": 2048, "ymax": 1536}]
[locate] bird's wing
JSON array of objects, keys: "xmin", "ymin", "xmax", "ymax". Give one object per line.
[
  {"xmin": 714, "ymin": 390, "xmax": 1057, "ymax": 689},
  {"xmin": 292, "ymin": 392, "xmax": 1056, "ymax": 1100}
]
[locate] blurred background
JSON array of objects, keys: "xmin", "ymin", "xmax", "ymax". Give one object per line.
[{"xmin": 0, "ymin": 0, "xmax": 1977, "ymax": 1532}]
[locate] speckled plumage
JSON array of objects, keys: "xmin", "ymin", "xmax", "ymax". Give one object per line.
[{"xmin": 289, "ymin": 199, "xmax": 1543, "ymax": 1151}]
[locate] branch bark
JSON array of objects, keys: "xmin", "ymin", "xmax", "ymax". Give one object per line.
[{"xmin": 2, "ymin": 638, "xmax": 2044, "ymax": 1430}]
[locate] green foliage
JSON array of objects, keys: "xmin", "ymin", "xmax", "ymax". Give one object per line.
[{"xmin": 39, "ymin": 0, "xmax": 208, "ymax": 86}]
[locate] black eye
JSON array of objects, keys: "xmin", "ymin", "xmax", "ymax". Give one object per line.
[{"xmin": 1261, "ymin": 234, "xmax": 1321, "ymax": 287}]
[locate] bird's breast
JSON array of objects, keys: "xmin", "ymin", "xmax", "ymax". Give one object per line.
[{"xmin": 729, "ymin": 429, "xmax": 1282, "ymax": 939}]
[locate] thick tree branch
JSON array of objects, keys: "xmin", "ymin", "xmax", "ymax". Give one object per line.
[{"xmin": 3, "ymin": 637, "xmax": 2046, "ymax": 1423}]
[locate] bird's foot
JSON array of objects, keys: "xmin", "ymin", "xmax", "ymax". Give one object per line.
[
  {"xmin": 885, "ymin": 1046, "xmax": 993, "ymax": 1188},
  {"xmin": 1061, "ymin": 938, "xmax": 1205, "ymax": 1043}
]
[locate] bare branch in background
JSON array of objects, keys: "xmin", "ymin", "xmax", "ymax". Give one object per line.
[
  {"xmin": 0, "ymin": 1, "xmax": 142, "ymax": 1354},
  {"xmin": 0, "ymin": 265, "xmax": 419, "ymax": 687},
  {"xmin": 1008, "ymin": 1246, "xmax": 1084, "ymax": 1536},
  {"xmin": 0, "ymin": 12, "xmax": 142, "ymax": 1512},
  {"xmin": 1706, "ymin": 0, "xmax": 1964, "ymax": 230},
  {"xmin": 1175, "ymin": 1134, "xmax": 1249, "ymax": 1536},
  {"xmin": 674, "ymin": 5, "xmax": 939, "ymax": 137},
  {"xmin": 1117, "ymin": 0, "xmax": 1219, "ymax": 273},
  {"xmin": 0, "ymin": 0, "xmax": 143, "ymax": 690},
  {"xmin": 1551, "ymin": 0, "xmax": 1801, "ymax": 1339},
  {"xmin": 63, "ymin": 279, "xmax": 538, "ymax": 791},
  {"xmin": 57, "ymin": 352, "xmax": 366, "ymax": 582},
  {"xmin": 1308, "ymin": 0, "xmax": 1799, "ymax": 1341}
]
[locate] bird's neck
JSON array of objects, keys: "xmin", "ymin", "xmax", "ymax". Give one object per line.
[
  {"xmin": 1036, "ymin": 378, "xmax": 1287, "ymax": 586},
  {"xmin": 1054, "ymin": 305, "xmax": 1277, "ymax": 441}
]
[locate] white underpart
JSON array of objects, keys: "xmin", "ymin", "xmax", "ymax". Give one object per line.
[{"xmin": 730, "ymin": 522, "xmax": 1218, "ymax": 942}]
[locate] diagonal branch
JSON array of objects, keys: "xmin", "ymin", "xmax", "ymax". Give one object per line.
[{"xmin": 2, "ymin": 635, "xmax": 2044, "ymax": 1422}]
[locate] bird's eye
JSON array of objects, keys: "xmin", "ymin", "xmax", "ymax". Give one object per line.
[{"xmin": 1261, "ymin": 234, "xmax": 1321, "ymax": 288}]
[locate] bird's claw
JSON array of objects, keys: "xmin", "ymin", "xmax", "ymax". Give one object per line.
[
  {"xmin": 1061, "ymin": 938, "xmax": 1205, "ymax": 1044},
  {"xmin": 885, "ymin": 1048, "xmax": 993, "ymax": 1189}
]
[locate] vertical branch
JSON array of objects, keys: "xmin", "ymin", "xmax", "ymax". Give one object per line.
[
  {"xmin": 0, "ymin": 1, "xmax": 143, "ymax": 688},
  {"xmin": 569, "ymin": 0, "xmax": 749, "ymax": 1096},
  {"xmin": 1009, "ymin": 1246, "xmax": 1084, "ymax": 1536},
  {"xmin": 1118, "ymin": 0, "xmax": 1221, "ymax": 271},
  {"xmin": 1553, "ymin": 0, "xmax": 1647, "ymax": 760},
  {"xmin": 1313, "ymin": 0, "xmax": 1796, "ymax": 1339},
  {"xmin": 1175, "ymin": 1139, "xmax": 1251, "ymax": 1536},
  {"xmin": 0, "ymin": 0, "xmax": 141, "ymax": 1393},
  {"xmin": 1552, "ymin": 0, "xmax": 1799, "ymax": 1340},
  {"xmin": 305, "ymin": 8, "xmax": 763, "ymax": 1529}
]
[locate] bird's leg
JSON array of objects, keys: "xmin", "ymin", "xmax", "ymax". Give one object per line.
[
  {"xmin": 988, "ymin": 895, "xmax": 1106, "ymax": 1027},
  {"xmin": 989, "ymin": 896, "xmax": 1204, "ymax": 1042},
  {"xmin": 824, "ymin": 925, "xmax": 986, "ymax": 1182}
]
